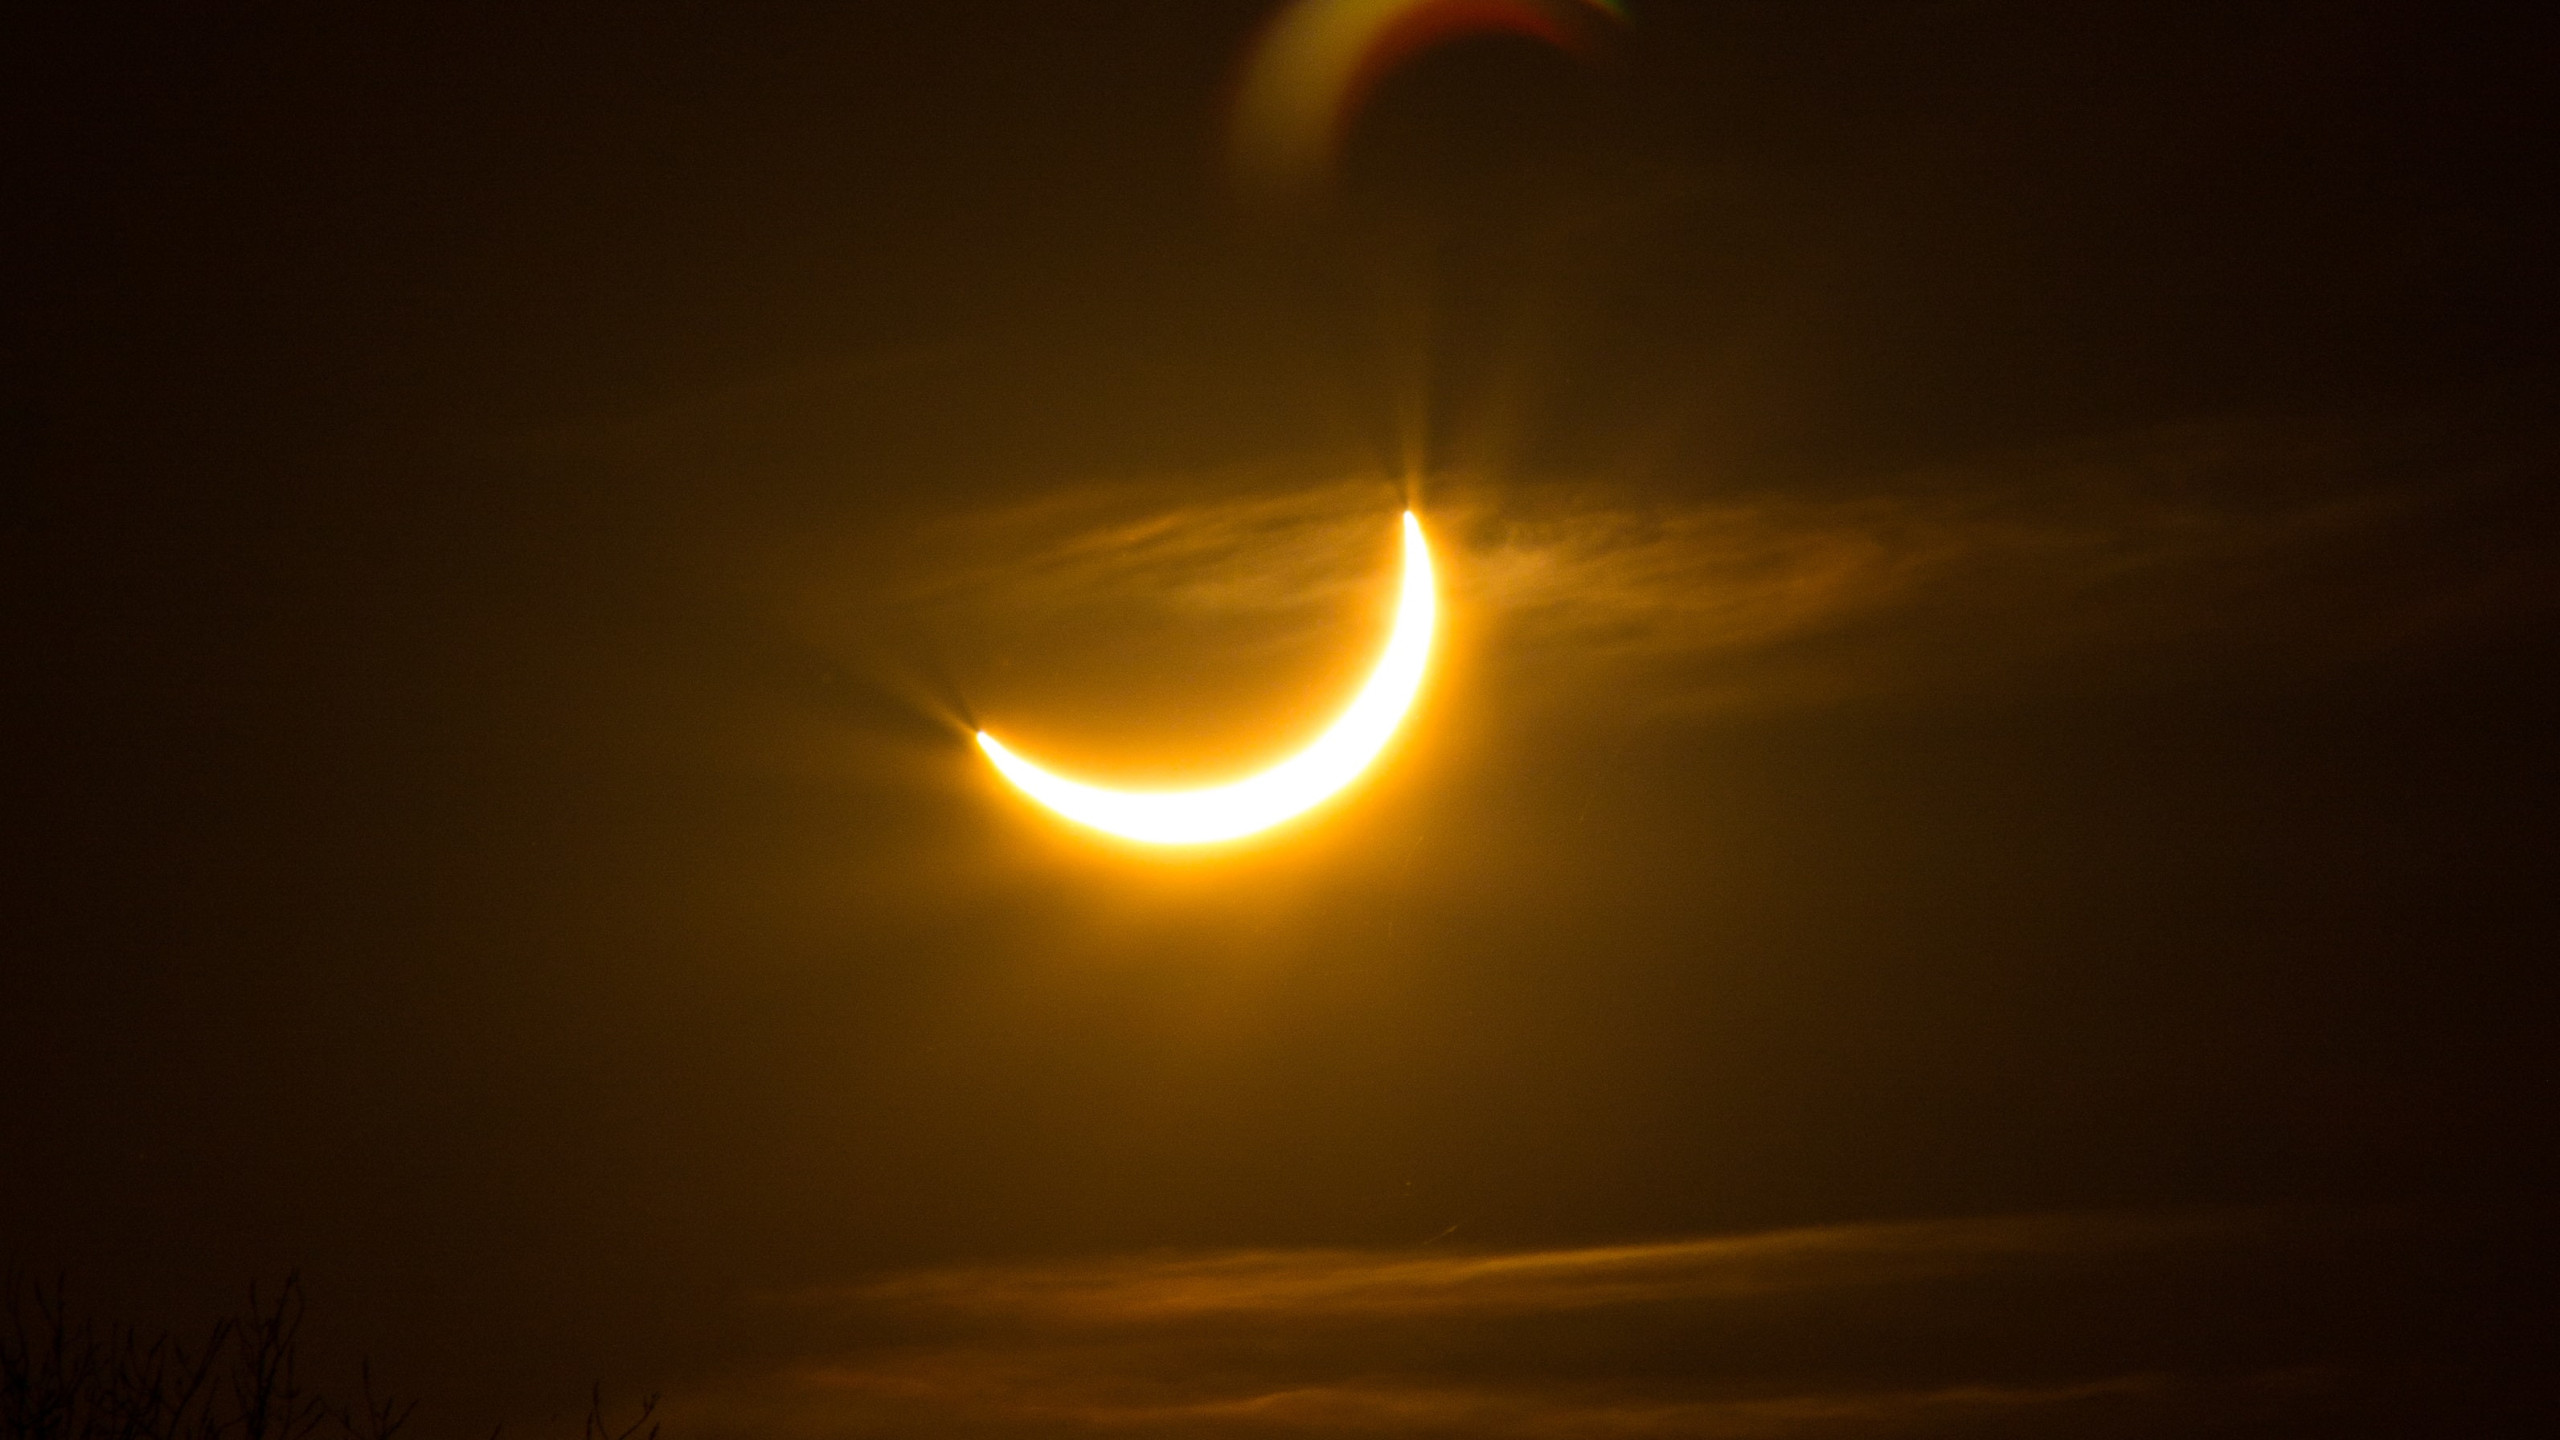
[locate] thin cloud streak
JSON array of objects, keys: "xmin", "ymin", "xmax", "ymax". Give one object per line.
[
  {"xmin": 871, "ymin": 403, "xmax": 2555, "ymax": 724},
  {"xmin": 679, "ymin": 1209, "xmax": 2377, "ymax": 1438},
  {"xmin": 764, "ymin": 1364, "xmax": 2186, "ymax": 1438},
  {"xmin": 841, "ymin": 1211, "xmax": 2228, "ymax": 1324}
]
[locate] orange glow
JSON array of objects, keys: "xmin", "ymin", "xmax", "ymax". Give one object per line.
[{"xmin": 978, "ymin": 512, "xmax": 1437, "ymax": 845}]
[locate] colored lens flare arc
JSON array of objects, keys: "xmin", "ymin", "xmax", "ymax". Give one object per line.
[
  {"xmin": 977, "ymin": 512, "xmax": 1438, "ymax": 846},
  {"xmin": 1227, "ymin": 0, "xmax": 1627, "ymax": 207}
]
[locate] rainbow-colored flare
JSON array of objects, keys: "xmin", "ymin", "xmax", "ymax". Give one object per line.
[{"xmin": 1228, "ymin": 0, "xmax": 1627, "ymax": 207}]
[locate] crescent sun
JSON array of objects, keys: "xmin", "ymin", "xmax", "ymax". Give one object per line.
[{"xmin": 977, "ymin": 511, "xmax": 1438, "ymax": 845}]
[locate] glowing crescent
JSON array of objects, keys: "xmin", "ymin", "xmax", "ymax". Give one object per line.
[{"xmin": 977, "ymin": 512, "xmax": 1437, "ymax": 845}]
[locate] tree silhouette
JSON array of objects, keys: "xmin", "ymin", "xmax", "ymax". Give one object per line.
[{"xmin": 2, "ymin": 1275, "xmax": 654, "ymax": 1440}]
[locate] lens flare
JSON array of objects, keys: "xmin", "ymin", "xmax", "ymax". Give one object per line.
[
  {"xmin": 978, "ymin": 512, "xmax": 1438, "ymax": 846},
  {"xmin": 1228, "ymin": 0, "xmax": 1627, "ymax": 207}
]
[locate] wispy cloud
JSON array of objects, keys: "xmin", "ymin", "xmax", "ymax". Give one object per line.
[
  {"xmin": 838, "ymin": 1211, "xmax": 2221, "ymax": 1324},
  {"xmin": 870, "ymin": 405, "xmax": 2555, "ymax": 722},
  {"xmin": 677, "ymin": 1210, "xmax": 2372, "ymax": 1439},
  {"xmin": 757, "ymin": 1364, "xmax": 2182, "ymax": 1439}
]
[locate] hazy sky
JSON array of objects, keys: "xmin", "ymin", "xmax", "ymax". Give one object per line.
[{"xmin": 8, "ymin": 4, "xmax": 2556, "ymax": 1436}]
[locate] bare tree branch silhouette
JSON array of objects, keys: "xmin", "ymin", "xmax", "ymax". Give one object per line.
[{"xmin": 3, "ymin": 1275, "xmax": 645, "ymax": 1440}]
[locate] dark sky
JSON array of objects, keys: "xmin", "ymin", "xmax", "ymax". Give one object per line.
[{"xmin": 8, "ymin": 3, "xmax": 2558, "ymax": 1436}]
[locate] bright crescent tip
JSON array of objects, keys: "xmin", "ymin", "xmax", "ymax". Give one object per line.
[{"xmin": 977, "ymin": 511, "xmax": 1436, "ymax": 845}]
